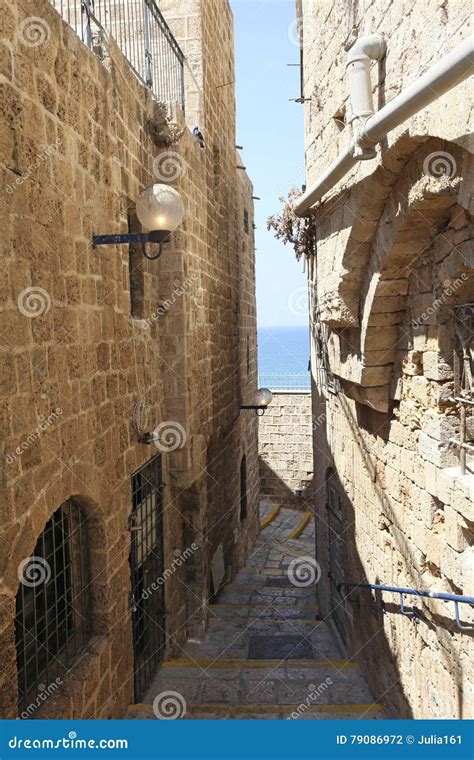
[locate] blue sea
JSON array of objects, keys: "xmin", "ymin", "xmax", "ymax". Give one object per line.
[{"xmin": 258, "ymin": 326, "xmax": 311, "ymax": 391}]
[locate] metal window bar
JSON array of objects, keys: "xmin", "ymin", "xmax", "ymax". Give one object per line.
[
  {"xmin": 15, "ymin": 500, "xmax": 91, "ymax": 713},
  {"xmin": 48, "ymin": 0, "xmax": 185, "ymax": 112},
  {"xmin": 129, "ymin": 453, "xmax": 166, "ymax": 700}
]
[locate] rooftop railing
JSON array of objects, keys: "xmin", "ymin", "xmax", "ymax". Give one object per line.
[
  {"xmin": 49, "ymin": 0, "xmax": 185, "ymax": 111},
  {"xmin": 258, "ymin": 372, "xmax": 311, "ymax": 392}
]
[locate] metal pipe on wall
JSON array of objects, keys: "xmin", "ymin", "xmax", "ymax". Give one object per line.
[{"xmin": 295, "ymin": 36, "xmax": 474, "ymax": 216}]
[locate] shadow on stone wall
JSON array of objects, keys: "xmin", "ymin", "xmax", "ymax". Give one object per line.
[
  {"xmin": 323, "ymin": 464, "xmax": 414, "ymax": 718},
  {"xmin": 312, "ymin": 382, "xmax": 414, "ymax": 717},
  {"xmin": 259, "ymin": 457, "xmax": 314, "ymax": 512}
]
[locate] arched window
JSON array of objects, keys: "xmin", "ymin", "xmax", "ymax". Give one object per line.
[
  {"xmin": 15, "ymin": 499, "xmax": 92, "ymax": 712},
  {"xmin": 240, "ymin": 455, "xmax": 248, "ymax": 522}
]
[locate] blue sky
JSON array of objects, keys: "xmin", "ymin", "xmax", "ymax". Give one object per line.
[{"xmin": 230, "ymin": 0, "xmax": 308, "ymax": 327}]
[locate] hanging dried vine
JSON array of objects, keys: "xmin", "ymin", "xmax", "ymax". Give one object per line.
[{"xmin": 267, "ymin": 188, "xmax": 316, "ymax": 261}]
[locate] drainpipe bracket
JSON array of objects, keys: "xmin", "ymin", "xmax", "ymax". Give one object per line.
[
  {"xmin": 350, "ymin": 114, "xmax": 380, "ymax": 158},
  {"xmin": 350, "ymin": 126, "xmax": 377, "ymax": 161}
]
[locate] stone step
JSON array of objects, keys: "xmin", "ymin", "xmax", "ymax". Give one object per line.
[
  {"xmin": 161, "ymin": 658, "xmax": 355, "ymax": 670},
  {"xmin": 179, "ymin": 621, "xmax": 345, "ymax": 664},
  {"xmin": 215, "ymin": 588, "xmax": 317, "ymax": 606},
  {"xmin": 140, "ymin": 660, "xmax": 381, "ymax": 713},
  {"xmin": 208, "ymin": 602, "xmax": 320, "ymax": 620},
  {"xmin": 128, "ymin": 702, "xmax": 384, "ymax": 720}
]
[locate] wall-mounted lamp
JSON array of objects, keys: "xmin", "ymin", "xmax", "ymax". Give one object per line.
[
  {"xmin": 240, "ymin": 388, "xmax": 273, "ymax": 416},
  {"xmin": 92, "ymin": 183, "xmax": 185, "ymax": 260}
]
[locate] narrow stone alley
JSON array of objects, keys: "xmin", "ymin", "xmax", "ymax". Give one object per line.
[{"xmin": 128, "ymin": 508, "xmax": 384, "ymax": 720}]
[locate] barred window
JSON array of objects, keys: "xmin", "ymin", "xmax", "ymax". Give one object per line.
[{"xmin": 15, "ymin": 499, "xmax": 92, "ymax": 712}]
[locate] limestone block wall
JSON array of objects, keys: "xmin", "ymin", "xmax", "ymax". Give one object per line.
[
  {"xmin": 259, "ymin": 393, "xmax": 314, "ymax": 511},
  {"xmin": 0, "ymin": 0, "xmax": 258, "ymax": 719},
  {"xmin": 299, "ymin": 0, "xmax": 474, "ymax": 719}
]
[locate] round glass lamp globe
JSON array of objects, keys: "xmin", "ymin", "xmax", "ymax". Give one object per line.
[
  {"xmin": 255, "ymin": 388, "xmax": 273, "ymax": 407},
  {"xmin": 136, "ymin": 184, "xmax": 185, "ymax": 232}
]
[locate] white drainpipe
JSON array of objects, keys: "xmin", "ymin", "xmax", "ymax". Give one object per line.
[
  {"xmin": 295, "ymin": 36, "xmax": 474, "ymax": 216},
  {"xmin": 346, "ymin": 34, "xmax": 386, "ymax": 159}
]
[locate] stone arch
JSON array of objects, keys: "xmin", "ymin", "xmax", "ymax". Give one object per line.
[
  {"xmin": 327, "ymin": 137, "xmax": 472, "ymax": 411},
  {"xmin": 0, "ymin": 483, "xmax": 110, "ymax": 718},
  {"xmin": 1, "ymin": 467, "xmax": 111, "ymax": 601},
  {"xmin": 319, "ymin": 135, "xmax": 470, "ymax": 329}
]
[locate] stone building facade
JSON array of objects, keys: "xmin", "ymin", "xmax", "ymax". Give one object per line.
[
  {"xmin": 297, "ymin": 0, "xmax": 473, "ymax": 717},
  {"xmin": 258, "ymin": 392, "xmax": 314, "ymax": 510},
  {"xmin": 1, "ymin": 0, "xmax": 258, "ymax": 719}
]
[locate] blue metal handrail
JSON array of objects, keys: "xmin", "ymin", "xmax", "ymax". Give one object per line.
[{"xmin": 337, "ymin": 581, "xmax": 474, "ymax": 631}]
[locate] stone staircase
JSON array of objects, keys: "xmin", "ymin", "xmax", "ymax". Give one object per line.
[{"xmin": 127, "ymin": 506, "xmax": 385, "ymax": 719}]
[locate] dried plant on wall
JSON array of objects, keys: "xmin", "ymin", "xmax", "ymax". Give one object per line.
[{"xmin": 267, "ymin": 188, "xmax": 316, "ymax": 261}]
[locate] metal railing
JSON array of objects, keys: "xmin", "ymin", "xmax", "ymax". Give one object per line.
[
  {"xmin": 258, "ymin": 372, "xmax": 311, "ymax": 392},
  {"xmin": 49, "ymin": 0, "xmax": 185, "ymax": 111},
  {"xmin": 337, "ymin": 581, "xmax": 474, "ymax": 631}
]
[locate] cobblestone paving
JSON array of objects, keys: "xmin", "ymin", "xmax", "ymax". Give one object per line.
[{"xmin": 128, "ymin": 507, "xmax": 384, "ymax": 719}]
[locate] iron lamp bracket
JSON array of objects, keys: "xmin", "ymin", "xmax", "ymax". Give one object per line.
[
  {"xmin": 240, "ymin": 405, "xmax": 267, "ymax": 417},
  {"xmin": 92, "ymin": 229, "xmax": 171, "ymax": 260}
]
